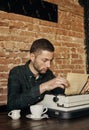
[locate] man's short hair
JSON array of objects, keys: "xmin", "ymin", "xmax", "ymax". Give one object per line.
[{"xmin": 30, "ymin": 38, "xmax": 54, "ymax": 53}]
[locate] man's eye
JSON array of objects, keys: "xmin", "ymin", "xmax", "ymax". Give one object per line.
[{"xmin": 43, "ymin": 59, "xmax": 47, "ymax": 62}]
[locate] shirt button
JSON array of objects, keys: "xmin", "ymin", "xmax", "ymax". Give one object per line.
[{"xmin": 38, "ymin": 97, "xmax": 41, "ymax": 100}]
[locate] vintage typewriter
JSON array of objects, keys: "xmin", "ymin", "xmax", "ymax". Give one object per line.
[{"xmin": 38, "ymin": 73, "xmax": 89, "ymax": 119}]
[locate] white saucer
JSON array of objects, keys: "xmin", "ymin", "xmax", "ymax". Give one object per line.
[{"xmin": 26, "ymin": 114, "xmax": 49, "ymax": 120}]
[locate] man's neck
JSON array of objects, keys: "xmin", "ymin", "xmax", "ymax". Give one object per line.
[{"xmin": 29, "ymin": 62, "xmax": 39, "ymax": 78}]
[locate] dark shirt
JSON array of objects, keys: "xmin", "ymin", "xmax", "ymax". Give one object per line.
[{"xmin": 7, "ymin": 60, "xmax": 64, "ymax": 114}]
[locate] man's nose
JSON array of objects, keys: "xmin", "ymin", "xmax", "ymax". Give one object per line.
[{"xmin": 46, "ymin": 61, "xmax": 51, "ymax": 68}]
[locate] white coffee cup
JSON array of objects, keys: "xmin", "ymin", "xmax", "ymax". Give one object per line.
[
  {"xmin": 8, "ymin": 110, "xmax": 21, "ymax": 120},
  {"xmin": 30, "ymin": 104, "xmax": 48, "ymax": 118}
]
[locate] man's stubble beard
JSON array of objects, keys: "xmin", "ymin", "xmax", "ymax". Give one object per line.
[{"xmin": 33, "ymin": 61, "xmax": 47, "ymax": 74}]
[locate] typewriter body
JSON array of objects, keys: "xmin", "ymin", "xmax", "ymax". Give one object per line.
[{"xmin": 38, "ymin": 94, "xmax": 89, "ymax": 119}]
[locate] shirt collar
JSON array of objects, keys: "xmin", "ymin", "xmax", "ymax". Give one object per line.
[{"xmin": 25, "ymin": 60, "xmax": 43, "ymax": 79}]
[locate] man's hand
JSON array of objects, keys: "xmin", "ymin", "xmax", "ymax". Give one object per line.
[{"xmin": 40, "ymin": 76, "xmax": 69, "ymax": 94}]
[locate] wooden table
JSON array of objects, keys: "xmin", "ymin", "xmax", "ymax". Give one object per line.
[{"xmin": 0, "ymin": 112, "xmax": 89, "ymax": 130}]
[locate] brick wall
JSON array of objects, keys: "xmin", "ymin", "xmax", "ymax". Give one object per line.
[{"xmin": 0, "ymin": 0, "xmax": 85, "ymax": 105}]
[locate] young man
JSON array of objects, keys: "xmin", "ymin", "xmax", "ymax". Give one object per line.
[{"xmin": 7, "ymin": 38, "xmax": 69, "ymax": 114}]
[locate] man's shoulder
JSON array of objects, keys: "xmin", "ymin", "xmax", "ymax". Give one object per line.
[
  {"xmin": 11, "ymin": 64, "xmax": 24, "ymax": 70},
  {"xmin": 9, "ymin": 64, "xmax": 26, "ymax": 74}
]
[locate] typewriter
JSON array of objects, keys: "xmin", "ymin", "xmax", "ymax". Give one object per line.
[
  {"xmin": 38, "ymin": 94, "xmax": 89, "ymax": 119},
  {"xmin": 38, "ymin": 73, "xmax": 89, "ymax": 119}
]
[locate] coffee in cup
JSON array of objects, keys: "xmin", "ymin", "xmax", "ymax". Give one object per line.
[
  {"xmin": 30, "ymin": 104, "xmax": 48, "ymax": 118},
  {"xmin": 8, "ymin": 110, "xmax": 21, "ymax": 120}
]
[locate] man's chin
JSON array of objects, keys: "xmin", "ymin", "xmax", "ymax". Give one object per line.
[{"xmin": 40, "ymin": 70, "xmax": 47, "ymax": 74}]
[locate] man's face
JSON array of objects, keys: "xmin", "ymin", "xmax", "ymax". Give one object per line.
[{"xmin": 31, "ymin": 50, "xmax": 54, "ymax": 74}]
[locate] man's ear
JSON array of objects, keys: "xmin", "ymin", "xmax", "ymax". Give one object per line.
[{"xmin": 30, "ymin": 53, "xmax": 35, "ymax": 62}]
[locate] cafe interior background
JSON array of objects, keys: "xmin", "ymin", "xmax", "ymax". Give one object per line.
[{"xmin": 0, "ymin": 0, "xmax": 88, "ymax": 108}]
